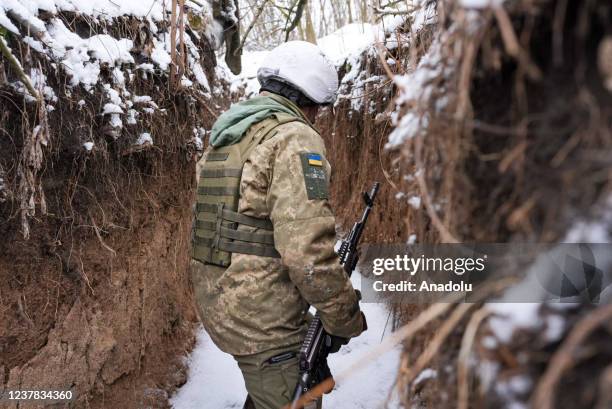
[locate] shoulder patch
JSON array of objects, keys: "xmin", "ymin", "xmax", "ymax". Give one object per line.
[{"xmin": 299, "ymin": 152, "xmax": 329, "ymax": 200}]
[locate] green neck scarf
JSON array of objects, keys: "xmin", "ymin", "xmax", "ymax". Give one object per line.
[{"xmin": 210, "ymin": 93, "xmax": 308, "ymax": 148}]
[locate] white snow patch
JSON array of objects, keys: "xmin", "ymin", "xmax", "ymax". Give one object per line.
[
  {"xmin": 191, "ymin": 61, "xmax": 210, "ymax": 91},
  {"xmin": 112, "ymin": 67, "xmax": 125, "ymax": 86},
  {"xmin": 387, "ymin": 37, "xmax": 445, "ymax": 148},
  {"xmin": 137, "ymin": 132, "xmax": 153, "ymax": 145},
  {"xmin": 151, "ymin": 36, "xmax": 172, "ymax": 70},
  {"xmin": 476, "ymin": 360, "xmax": 499, "ymax": 393},
  {"xmin": 44, "ymin": 20, "xmax": 134, "ymax": 88},
  {"xmin": 87, "ymin": 35, "xmax": 134, "ymax": 64},
  {"xmin": 325, "ymin": 273, "xmax": 401, "ymax": 409},
  {"xmin": 133, "ymin": 95, "xmax": 152, "ymax": 103},
  {"xmin": 413, "ymin": 368, "xmax": 437, "ymax": 386},
  {"xmin": 1, "ymin": 0, "xmax": 217, "ymax": 93},
  {"xmin": 487, "ymin": 303, "xmax": 541, "ymax": 343},
  {"xmin": 544, "ymin": 314, "xmax": 566, "ymax": 342},
  {"xmin": 103, "ymin": 85, "xmax": 123, "ymax": 105},
  {"xmin": 495, "ymin": 374, "xmax": 532, "ymax": 399},
  {"xmin": 192, "ymin": 127, "xmax": 206, "ymax": 150},
  {"xmin": 224, "ymin": 50, "xmax": 269, "ymax": 97},
  {"xmin": 407, "ymin": 196, "xmax": 421, "ymax": 210},
  {"xmin": 23, "ymin": 36, "xmax": 44, "ymax": 52},
  {"xmin": 137, "ymin": 63, "xmax": 155, "ymax": 73},
  {"xmin": 132, "ymin": 95, "xmax": 158, "ymax": 109},
  {"xmin": 109, "ymin": 113, "xmax": 122, "ymax": 128},
  {"xmin": 193, "ymin": 136, "xmax": 203, "ymax": 150},
  {"xmin": 126, "ymin": 109, "xmax": 138, "ymax": 125},
  {"xmin": 29, "ymin": 68, "xmax": 57, "ymax": 102},
  {"xmin": 0, "ymin": 0, "xmax": 201, "ymax": 26},
  {"xmin": 0, "ymin": 9, "xmax": 19, "ymax": 33},
  {"xmin": 481, "ymin": 335, "xmax": 498, "ymax": 349},
  {"xmin": 318, "ymin": 23, "xmax": 382, "ymax": 65},
  {"xmin": 169, "ymin": 328, "xmax": 246, "ymax": 409},
  {"xmin": 181, "ymin": 76, "xmax": 194, "ymax": 87},
  {"xmin": 103, "ymin": 103, "xmax": 123, "ymax": 115},
  {"xmin": 563, "ymin": 197, "xmax": 612, "ymax": 243},
  {"xmin": 459, "ymin": 0, "xmax": 505, "ymax": 8}
]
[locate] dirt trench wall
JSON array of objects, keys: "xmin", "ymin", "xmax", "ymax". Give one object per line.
[
  {"xmin": 391, "ymin": 0, "xmax": 612, "ymax": 245},
  {"xmin": 384, "ymin": 0, "xmax": 612, "ymax": 408},
  {"xmin": 316, "ymin": 57, "xmax": 411, "ymax": 243},
  {"xmin": 0, "ymin": 10, "xmax": 227, "ymax": 408},
  {"xmin": 2, "ymin": 159, "xmax": 197, "ymax": 408}
]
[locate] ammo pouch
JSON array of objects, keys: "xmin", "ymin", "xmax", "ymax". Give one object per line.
[{"xmin": 193, "ymin": 113, "xmax": 304, "ymax": 267}]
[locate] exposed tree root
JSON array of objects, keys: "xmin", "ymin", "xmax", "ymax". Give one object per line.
[{"xmin": 532, "ymin": 304, "xmax": 612, "ymax": 409}]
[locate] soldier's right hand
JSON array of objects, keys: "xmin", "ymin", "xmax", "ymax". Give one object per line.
[{"xmin": 325, "ymin": 334, "xmax": 349, "ymax": 354}]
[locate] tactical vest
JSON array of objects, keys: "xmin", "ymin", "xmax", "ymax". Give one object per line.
[{"xmin": 193, "ymin": 113, "xmax": 305, "ymax": 267}]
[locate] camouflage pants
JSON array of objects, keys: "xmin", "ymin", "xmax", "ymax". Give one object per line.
[{"xmin": 235, "ymin": 344, "xmax": 322, "ymax": 409}]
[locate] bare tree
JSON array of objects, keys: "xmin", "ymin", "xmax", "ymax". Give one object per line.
[{"xmin": 233, "ymin": 0, "xmax": 408, "ymax": 52}]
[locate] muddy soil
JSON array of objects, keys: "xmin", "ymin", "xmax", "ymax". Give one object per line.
[
  {"xmin": 0, "ymin": 12, "xmax": 224, "ymax": 404},
  {"xmin": 317, "ymin": 88, "xmax": 410, "ymax": 244},
  {"xmin": 0, "ymin": 152, "xmax": 204, "ymax": 408}
]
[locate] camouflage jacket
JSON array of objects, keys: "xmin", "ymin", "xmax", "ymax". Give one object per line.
[{"xmin": 191, "ymin": 96, "xmax": 364, "ymax": 356}]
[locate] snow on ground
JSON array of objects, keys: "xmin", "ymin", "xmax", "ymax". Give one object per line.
[
  {"xmin": 325, "ymin": 273, "xmax": 401, "ymax": 409},
  {"xmin": 170, "ymin": 329, "xmax": 246, "ymax": 409},
  {"xmin": 171, "ymin": 273, "xmax": 401, "ymax": 409}
]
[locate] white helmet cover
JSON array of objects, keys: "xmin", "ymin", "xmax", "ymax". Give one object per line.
[{"xmin": 257, "ymin": 41, "xmax": 339, "ymax": 104}]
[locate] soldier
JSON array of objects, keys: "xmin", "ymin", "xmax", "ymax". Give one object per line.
[{"xmin": 190, "ymin": 41, "xmax": 367, "ymax": 409}]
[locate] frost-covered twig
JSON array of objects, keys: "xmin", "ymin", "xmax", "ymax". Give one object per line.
[{"xmin": 0, "ymin": 37, "xmax": 40, "ymax": 99}]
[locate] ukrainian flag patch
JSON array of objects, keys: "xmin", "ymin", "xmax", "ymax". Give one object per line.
[
  {"xmin": 307, "ymin": 153, "xmax": 323, "ymax": 167},
  {"xmin": 299, "ymin": 152, "xmax": 329, "ymax": 200}
]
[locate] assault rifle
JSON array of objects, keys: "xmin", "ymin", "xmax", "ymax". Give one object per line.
[{"xmin": 290, "ymin": 182, "xmax": 380, "ymax": 409}]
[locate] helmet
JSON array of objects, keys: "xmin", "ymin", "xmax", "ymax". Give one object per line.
[{"xmin": 257, "ymin": 41, "xmax": 338, "ymax": 104}]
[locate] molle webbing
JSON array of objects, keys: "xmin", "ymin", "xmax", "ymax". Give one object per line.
[
  {"xmin": 193, "ymin": 114, "xmax": 305, "ymax": 267},
  {"xmin": 197, "ymin": 186, "xmax": 239, "ymax": 196}
]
